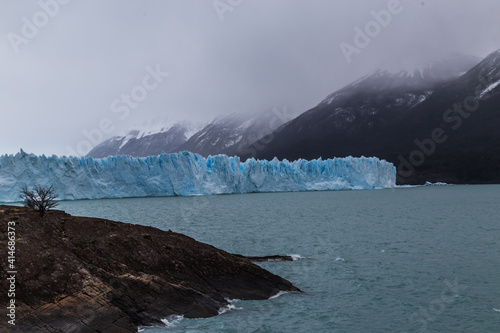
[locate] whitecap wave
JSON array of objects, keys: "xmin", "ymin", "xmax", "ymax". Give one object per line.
[
  {"xmin": 335, "ymin": 257, "xmax": 345, "ymax": 261},
  {"xmin": 160, "ymin": 315, "xmax": 184, "ymax": 327},
  {"xmin": 493, "ymin": 308, "xmax": 500, "ymax": 312},
  {"xmin": 218, "ymin": 299, "xmax": 242, "ymax": 315},
  {"xmin": 289, "ymin": 254, "xmax": 306, "ymax": 261},
  {"xmin": 269, "ymin": 290, "xmax": 288, "ymax": 299}
]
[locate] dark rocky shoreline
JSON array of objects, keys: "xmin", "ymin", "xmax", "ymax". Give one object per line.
[{"xmin": 0, "ymin": 205, "xmax": 300, "ymax": 332}]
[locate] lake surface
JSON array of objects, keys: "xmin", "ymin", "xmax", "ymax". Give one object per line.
[{"xmin": 57, "ymin": 185, "xmax": 500, "ymax": 332}]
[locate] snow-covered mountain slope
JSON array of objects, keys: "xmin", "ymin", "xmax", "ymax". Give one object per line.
[
  {"xmin": 87, "ymin": 109, "xmax": 291, "ymax": 158},
  {"xmin": 86, "ymin": 122, "xmax": 198, "ymax": 158},
  {"xmin": 0, "ymin": 151, "xmax": 395, "ymax": 202},
  {"xmin": 176, "ymin": 109, "xmax": 292, "ymax": 157}
]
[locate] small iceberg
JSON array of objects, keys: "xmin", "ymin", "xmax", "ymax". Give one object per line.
[{"xmin": 424, "ymin": 181, "xmax": 449, "ymax": 186}]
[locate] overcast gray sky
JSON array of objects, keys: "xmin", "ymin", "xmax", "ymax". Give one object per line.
[{"xmin": 1, "ymin": 0, "xmax": 499, "ymax": 156}]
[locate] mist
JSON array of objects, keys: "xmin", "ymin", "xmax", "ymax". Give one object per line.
[{"xmin": 1, "ymin": 0, "xmax": 499, "ymax": 156}]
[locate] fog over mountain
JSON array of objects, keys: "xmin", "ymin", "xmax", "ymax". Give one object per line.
[
  {"xmin": 249, "ymin": 49, "xmax": 500, "ymax": 184},
  {"xmin": 1, "ymin": 0, "xmax": 500, "ymax": 156}
]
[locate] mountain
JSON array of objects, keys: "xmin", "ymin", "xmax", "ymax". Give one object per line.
[
  {"xmin": 248, "ymin": 51, "xmax": 500, "ymax": 184},
  {"xmin": 87, "ymin": 109, "xmax": 291, "ymax": 159},
  {"xmin": 391, "ymin": 49, "xmax": 500, "ymax": 184},
  {"xmin": 86, "ymin": 122, "xmax": 198, "ymax": 158},
  {"xmin": 176, "ymin": 108, "xmax": 292, "ymax": 157}
]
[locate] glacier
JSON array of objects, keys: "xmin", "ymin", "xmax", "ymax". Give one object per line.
[{"xmin": 0, "ymin": 150, "xmax": 396, "ymax": 202}]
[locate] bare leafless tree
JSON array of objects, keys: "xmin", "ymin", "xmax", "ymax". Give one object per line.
[{"xmin": 20, "ymin": 185, "xmax": 59, "ymax": 218}]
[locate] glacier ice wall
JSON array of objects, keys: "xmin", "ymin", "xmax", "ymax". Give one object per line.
[{"xmin": 0, "ymin": 151, "xmax": 396, "ymax": 202}]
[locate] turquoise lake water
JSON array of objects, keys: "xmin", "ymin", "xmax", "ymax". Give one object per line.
[{"xmin": 57, "ymin": 185, "xmax": 500, "ymax": 332}]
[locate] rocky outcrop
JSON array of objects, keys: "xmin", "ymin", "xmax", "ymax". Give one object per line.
[
  {"xmin": 234, "ymin": 254, "xmax": 295, "ymax": 262},
  {"xmin": 0, "ymin": 206, "xmax": 299, "ymax": 332}
]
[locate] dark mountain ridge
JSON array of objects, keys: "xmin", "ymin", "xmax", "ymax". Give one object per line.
[{"xmin": 248, "ymin": 51, "xmax": 500, "ymax": 184}]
